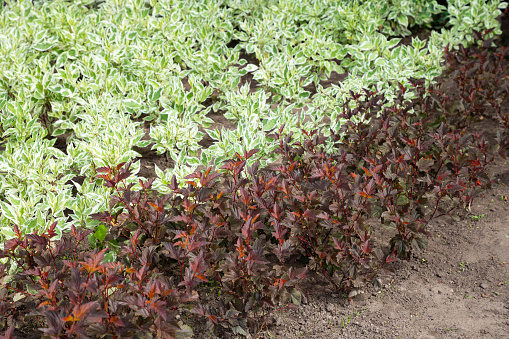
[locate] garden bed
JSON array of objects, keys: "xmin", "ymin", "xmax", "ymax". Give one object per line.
[{"xmin": 1, "ymin": 1, "xmax": 509, "ymax": 338}]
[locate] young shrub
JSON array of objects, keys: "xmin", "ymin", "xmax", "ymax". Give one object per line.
[
  {"xmin": 334, "ymin": 82, "xmax": 505, "ymax": 259},
  {"xmin": 0, "ymin": 222, "xmax": 194, "ymax": 338},
  {"xmin": 271, "ymin": 128, "xmax": 385, "ymax": 294},
  {"xmin": 91, "ymin": 158, "xmax": 308, "ymax": 336},
  {"xmin": 441, "ymin": 29, "xmax": 509, "ymax": 128}
]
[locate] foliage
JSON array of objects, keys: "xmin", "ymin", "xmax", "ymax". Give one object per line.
[
  {"xmin": 0, "ymin": 222, "xmax": 194, "ymax": 339},
  {"xmin": 0, "ymin": 159, "xmax": 309, "ymax": 337},
  {"xmin": 2, "ymin": 32, "xmax": 508, "ymax": 333},
  {"xmin": 440, "ymin": 0, "xmax": 507, "ymax": 48},
  {"xmin": 1, "ymin": 0, "xmax": 507, "ymax": 240},
  {"xmin": 0, "ymin": 0, "xmax": 508, "ymax": 336},
  {"xmin": 335, "ymin": 85, "xmax": 504, "ymax": 258},
  {"xmin": 442, "ymin": 29, "xmax": 509, "ymax": 128}
]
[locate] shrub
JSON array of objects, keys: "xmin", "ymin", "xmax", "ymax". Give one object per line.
[
  {"xmin": 441, "ymin": 28, "xmax": 509, "ymax": 128},
  {"xmin": 0, "ymin": 222, "xmax": 195, "ymax": 339}
]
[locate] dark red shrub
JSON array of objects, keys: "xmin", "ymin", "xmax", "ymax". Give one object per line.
[
  {"xmin": 0, "ymin": 222, "xmax": 195, "ymax": 339},
  {"xmin": 441, "ymin": 28, "xmax": 509, "ymax": 128}
]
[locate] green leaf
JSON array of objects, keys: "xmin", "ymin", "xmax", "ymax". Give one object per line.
[
  {"xmin": 103, "ymin": 252, "xmax": 115, "ymax": 263},
  {"xmin": 386, "ymin": 38, "xmax": 401, "ymax": 49},
  {"xmin": 86, "ymin": 32, "xmax": 102, "ymax": 45},
  {"xmin": 397, "ymin": 14, "xmax": 409, "ymax": 27},
  {"xmin": 88, "ymin": 233, "xmax": 98, "ymax": 248},
  {"xmin": 94, "ymin": 224, "xmax": 107, "ymax": 241},
  {"xmin": 60, "ymin": 88, "xmax": 72, "ymax": 97},
  {"xmin": 374, "ymin": 57, "xmax": 387, "ymax": 66},
  {"xmin": 127, "ymin": 31, "xmax": 138, "ymax": 40},
  {"xmin": 52, "ymin": 129, "xmax": 66, "ymax": 136},
  {"xmin": 244, "ymin": 64, "xmax": 258, "ymax": 72},
  {"xmin": 262, "ymin": 117, "xmax": 278, "ymax": 132},
  {"xmin": 298, "ymin": 91, "xmax": 310, "ymax": 99},
  {"xmin": 33, "ymin": 43, "xmax": 53, "ymax": 51},
  {"xmin": 137, "ymin": 140, "xmax": 151, "ymax": 148},
  {"xmin": 358, "ymin": 41, "xmax": 373, "ymax": 51},
  {"xmin": 0, "ymin": 201, "xmax": 15, "ymax": 221},
  {"xmin": 123, "ymin": 99, "xmax": 142, "ymax": 109},
  {"xmin": 108, "ymin": 239, "xmax": 120, "ymax": 249},
  {"xmin": 396, "ymin": 194, "xmax": 410, "ymax": 206},
  {"xmin": 148, "ymin": 86, "xmax": 163, "ymax": 102}
]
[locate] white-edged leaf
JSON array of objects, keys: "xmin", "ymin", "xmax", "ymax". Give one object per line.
[
  {"xmin": 33, "ymin": 43, "xmax": 53, "ymax": 51},
  {"xmin": 123, "ymin": 99, "xmax": 142, "ymax": 109},
  {"xmin": 86, "ymin": 32, "xmax": 102, "ymax": 45},
  {"xmin": 244, "ymin": 64, "xmax": 258, "ymax": 72}
]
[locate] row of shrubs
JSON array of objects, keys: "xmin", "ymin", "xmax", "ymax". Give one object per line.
[{"xmin": 0, "ymin": 31, "xmax": 508, "ymax": 338}]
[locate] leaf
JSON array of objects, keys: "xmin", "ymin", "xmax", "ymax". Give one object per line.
[
  {"xmin": 386, "ymin": 255, "xmax": 399, "ymax": 263},
  {"xmin": 0, "ymin": 326, "xmax": 15, "ymax": 339},
  {"xmin": 4, "ymin": 239, "xmax": 19, "ymax": 251},
  {"xmin": 361, "ymin": 240, "xmax": 371, "ymax": 254},
  {"xmin": 94, "ymin": 224, "xmax": 107, "ymax": 242},
  {"xmin": 86, "ymin": 32, "xmax": 102, "ymax": 45},
  {"xmin": 79, "ymin": 249, "xmax": 107, "ymax": 273},
  {"xmin": 0, "ymin": 202, "xmax": 16, "ymax": 221},
  {"xmin": 244, "ymin": 64, "xmax": 258, "ymax": 72},
  {"xmin": 233, "ymin": 325, "xmax": 249, "ymax": 337},
  {"xmin": 72, "ymin": 301, "xmax": 99, "ymax": 321},
  {"xmin": 374, "ymin": 57, "xmax": 387, "ymax": 66},
  {"xmin": 417, "ymin": 158, "xmax": 434, "ymax": 172},
  {"xmin": 148, "ymin": 202, "xmax": 163, "ymax": 213},
  {"xmin": 103, "ymin": 252, "xmax": 115, "ymax": 263},
  {"xmin": 411, "ymin": 237, "xmax": 428, "ymax": 251},
  {"xmin": 148, "ymin": 86, "xmax": 163, "ymax": 102},
  {"xmin": 358, "ymin": 41, "xmax": 373, "ymax": 51},
  {"xmin": 175, "ymin": 323, "xmax": 194, "ymax": 339},
  {"xmin": 290, "ymin": 288, "xmax": 301, "ymax": 306},
  {"xmin": 33, "ymin": 43, "xmax": 53, "ymax": 51},
  {"xmin": 396, "ymin": 14, "xmax": 408, "ymax": 27},
  {"xmin": 396, "ymin": 194, "xmax": 410, "ymax": 206},
  {"xmin": 263, "ymin": 117, "xmax": 278, "ymax": 132},
  {"xmin": 123, "ymin": 98, "xmax": 142, "ymax": 109},
  {"xmin": 13, "ymin": 292, "xmax": 25, "ymax": 302}
]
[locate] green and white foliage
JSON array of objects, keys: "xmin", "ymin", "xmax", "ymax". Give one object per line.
[
  {"xmin": 0, "ymin": 139, "xmax": 69, "ymax": 238},
  {"xmin": 0, "ymin": 0, "xmax": 507, "ymax": 240},
  {"xmin": 441, "ymin": 0, "xmax": 507, "ymax": 48}
]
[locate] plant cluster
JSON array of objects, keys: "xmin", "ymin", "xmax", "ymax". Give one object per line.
[
  {"xmin": 0, "ymin": 159, "xmax": 310, "ymax": 337},
  {"xmin": 2, "ymin": 30, "xmax": 508, "ymax": 334},
  {"xmin": 442, "ymin": 29, "xmax": 509, "ymax": 130},
  {"xmin": 1, "ymin": 0, "xmax": 507, "ymax": 241},
  {"xmin": 0, "ymin": 222, "xmax": 195, "ymax": 338},
  {"xmin": 0, "ymin": 0, "xmax": 508, "ymax": 336}
]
